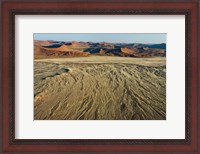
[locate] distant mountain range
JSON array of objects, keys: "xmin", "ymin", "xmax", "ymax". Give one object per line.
[{"xmin": 34, "ymin": 40, "xmax": 166, "ymax": 59}]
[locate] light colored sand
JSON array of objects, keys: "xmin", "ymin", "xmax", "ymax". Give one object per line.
[
  {"xmin": 35, "ymin": 55, "xmax": 165, "ymax": 66},
  {"xmin": 34, "ymin": 56, "xmax": 166, "ymax": 120}
]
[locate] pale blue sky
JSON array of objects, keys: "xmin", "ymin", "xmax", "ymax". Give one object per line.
[{"xmin": 34, "ymin": 33, "xmax": 166, "ymax": 44}]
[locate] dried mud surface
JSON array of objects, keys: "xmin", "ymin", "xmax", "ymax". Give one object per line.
[{"xmin": 34, "ymin": 56, "xmax": 166, "ymax": 120}]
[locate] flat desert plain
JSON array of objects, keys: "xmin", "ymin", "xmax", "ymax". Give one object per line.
[{"xmin": 34, "ymin": 56, "xmax": 166, "ymax": 120}]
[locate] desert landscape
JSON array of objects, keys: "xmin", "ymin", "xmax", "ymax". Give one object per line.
[{"xmin": 34, "ymin": 34, "xmax": 166, "ymax": 120}]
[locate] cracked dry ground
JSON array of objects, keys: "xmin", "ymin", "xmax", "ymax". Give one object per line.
[{"xmin": 34, "ymin": 59, "xmax": 166, "ymax": 120}]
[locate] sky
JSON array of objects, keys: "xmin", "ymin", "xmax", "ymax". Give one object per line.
[{"xmin": 34, "ymin": 33, "xmax": 166, "ymax": 44}]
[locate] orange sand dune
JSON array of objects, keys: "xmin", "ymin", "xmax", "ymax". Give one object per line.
[
  {"xmin": 44, "ymin": 45, "xmax": 83, "ymax": 52},
  {"xmin": 34, "ymin": 40, "xmax": 52, "ymax": 46},
  {"xmin": 121, "ymin": 47, "xmax": 138, "ymax": 54}
]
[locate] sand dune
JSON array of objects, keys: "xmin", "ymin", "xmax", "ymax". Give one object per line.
[
  {"xmin": 34, "ymin": 56, "xmax": 166, "ymax": 120},
  {"xmin": 44, "ymin": 44, "xmax": 84, "ymax": 52},
  {"xmin": 34, "ymin": 40, "xmax": 166, "ymax": 59}
]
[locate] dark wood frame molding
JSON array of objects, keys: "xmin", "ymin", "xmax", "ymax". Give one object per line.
[{"xmin": 1, "ymin": 0, "xmax": 199, "ymax": 153}]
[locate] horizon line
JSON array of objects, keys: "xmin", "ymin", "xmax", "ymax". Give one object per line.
[{"xmin": 34, "ymin": 39, "xmax": 166, "ymax": 44}]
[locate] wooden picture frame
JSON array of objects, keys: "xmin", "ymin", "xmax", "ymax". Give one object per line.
[{"xmin": 1, "ymin": 0, "xmax": 199, "ymax": 153}]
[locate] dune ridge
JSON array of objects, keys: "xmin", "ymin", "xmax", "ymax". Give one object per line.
[{"xmin": 34, "ymin": 40, "xmax": 166, "ymax": 59}]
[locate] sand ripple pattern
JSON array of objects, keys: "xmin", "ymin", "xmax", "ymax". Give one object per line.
[{"xmin": 34, "ymin": 59, "xmax": 166, "ymax": 120}]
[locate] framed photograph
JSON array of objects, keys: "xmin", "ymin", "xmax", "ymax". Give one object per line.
[{"xmin": 1, "ymin": 0, "xmax": 199, "ymax": 153}]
